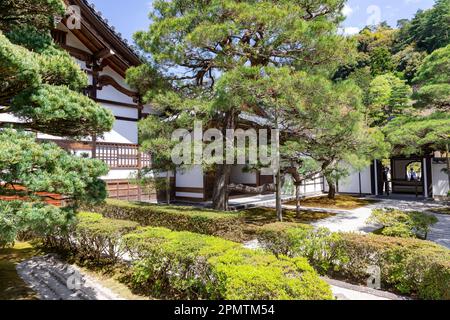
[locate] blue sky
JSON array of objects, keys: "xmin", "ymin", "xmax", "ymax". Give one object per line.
[{"xmin": 90, "ymin": 0, "xmax": 436, "ymax": 42}]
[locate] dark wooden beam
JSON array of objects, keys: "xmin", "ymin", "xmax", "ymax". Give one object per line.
[
  {"xmin": 97, "ymin": 75, "xmax": 138, "ymax": 98},
  {"xmin": 60, "ymin": 44, "xmax": 92, "ymax": 62},
  {"xmin": 94, "ymin": 98, "xmax": 140, "ymax": 109},
  {"xmin": 95, "ymin": 47, "xmax": 115, "ymax": 60}
]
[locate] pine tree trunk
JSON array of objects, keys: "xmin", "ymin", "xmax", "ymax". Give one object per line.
[
  {"xmin": 295, "ymin": 183, "xmax": 302, "ymax": 215},
  {"xmin": 166, "ymin": 171, "xmax": 171, "ymax": 205},
  {"xmin": 212, "ymin": 110, "xmax": 236, "ymax": 211},
  {"xmin": 327, "ymin": 176, "xmax": 336, "ymax": 200},
  {"xmin": 276, "ymin": 170, "xmax": 283, "ymax": 222},
  {"xmin": 212, "ymin": 164, "xmax": 231, "ymax": 211},
  {"xmin": 446, "ymin": 144, "xmax": 450, "ymax": 191}
]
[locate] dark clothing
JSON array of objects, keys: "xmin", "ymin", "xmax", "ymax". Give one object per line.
[
  {"xmin": 382, "ymin": 169, "xmax": 390, "ymax": 196},
  {"xmin": 384, "ymin": 181, "xmax": 390, "ymax": 196}
]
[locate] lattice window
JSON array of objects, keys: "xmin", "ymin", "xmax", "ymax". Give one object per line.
[{"xmin": 96, "ymin": 143, "xmax": 151, "ymax": 169}]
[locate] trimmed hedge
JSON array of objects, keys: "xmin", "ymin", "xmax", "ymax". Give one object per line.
[
  {"xmin": 257, "ymin": 223, "xmax": 450, "ymax": 300},
  {"xmin": 47, "ymin": 213, "xmax": 332, "ymax": 300},
  {"xmin": 46, "ymin": 212, "xmax": 139, "ymax": 262},
  {"xmin": 87, "ymin": 199, "xmax": 245, "ymax": 241},
  {"xmin": 122, "ymin": 227, "xmax": 333, "ymax": 300}
]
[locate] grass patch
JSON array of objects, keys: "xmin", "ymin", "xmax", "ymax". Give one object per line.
[
  {"xmin": 0, "ymin": 242, "xmax": 41, "ymax": 300},
  {"xmin": 242, "ymin": 207, "xmax": 335, "ymax": 239},
  {"xmin": 286, "ymin": 195, "xmax": 377, "ymax": 210},
  {"xmin": 243, "ymin": 207, "xmax": 335, "ymax": 226}
]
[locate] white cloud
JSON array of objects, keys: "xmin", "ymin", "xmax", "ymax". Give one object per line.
[
  {"xmin": 342, "ymin": 4, "xmax": 354, "ymax": 17},
  {"xmin": 340, "ymin": 27, "xmax": 361, "ymax": 35}
]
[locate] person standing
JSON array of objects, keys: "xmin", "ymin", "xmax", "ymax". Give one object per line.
[
  {"xmin": 410, "ymin": 168, "xmax": 418, "ymax": 181},
  {"xmin": 382, "ymin": 167, "xmax": 390, "ymax": 196}
]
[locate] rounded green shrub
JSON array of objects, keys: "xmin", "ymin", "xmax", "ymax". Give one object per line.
[
  {"xmin": 47, "ymin": 212, "xmax": 139, "ymax": 262},
  {"xmin": 123, "ymin": 226, "xmax": 333, "ymax": 300},
  {"xmin": 368, "ymin": 208, "xmax": 438, "ymax": 239}
]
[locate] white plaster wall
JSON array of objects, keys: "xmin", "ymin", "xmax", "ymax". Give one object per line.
[
  {"xmin": 176, "ymin": 192, "xmax": 203, "ymax": 199},
  {"xmin": 432, "ymin": 163, "xmax": 449, "ymax": 196},
  {"xmin": 304, "ymin": 183, "xmax": 317, "ymax": 194},
  {"xmin": 324, "ymin": 166, "xmax": 372, "ymax": 194},
  {"xmin": 98, "ymin": 120, "xmax": 138, "ymax": 144},
  {"xmin": 86, "ymin": 72, "xmax": 93, "ymax": 85},
  {"xmin": 96, "ymin": 85, "xmax": 135, "ymax": 105},
  {"xmin": 0, "ymin": 113, "xmax": 21, "ymax": 123},
  {"xmin": 37, "ymin": 133, "xmax": 66, "ymax": 141},
  {"xmin": 102, "ymin": 103, "xmax": 138, "ymax": 119},
  {"xmin": 102, "ymin": 66, "xmax": 130, "ymax": 89},
  {"xmin": 176, "ymin": 166, "xmax": 204, "ymax": 188},
  {"xmin": 176, "ymin": 166, "xmax": 204, "ymax": 198},
  {"xmin": 230, "ymin": 165, "xmax": 257, "ymax": 184},
  {"xmin": 143, "ymin": 105, "xmax": 154, "ymax": 114},
  {"xmin": 102, "ymin": 169, "xmax": 137, "ymax": 181},
  {"xmin": 96, "ymin": 67, "xmax": 135, "ymax": 105}
]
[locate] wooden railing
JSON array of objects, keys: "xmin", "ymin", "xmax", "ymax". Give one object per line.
[
  {"xmin": 96, "ymin": 142, "xmax": 151, "ymax": 169},
  {"xmin": 38, "ymin": 139, "xmax": 151, "ymax": 170}
]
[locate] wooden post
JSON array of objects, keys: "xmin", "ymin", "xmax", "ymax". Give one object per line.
[
  {"xmin": 423, "ymin": 157, "xmax": 428, "ymax": 198},
  {"xmin": 374, "ymin": 160, "xmax": 379, "ymax": 196},
  {"xmin": 446, "ymin": 144, "xmax": 450, "ymax": 191},
  {"xmin": 359, "ymin": 171, "xmax": 362, "ymax": 196}
]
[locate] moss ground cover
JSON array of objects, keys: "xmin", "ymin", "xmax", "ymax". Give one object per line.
[
  {"xmin": 0, "ymin": 242, "xmax": 40, "ymax": 300},
  {"xmin": 286, "ymin": 195, "xmax": 378, "ymax": 210}
]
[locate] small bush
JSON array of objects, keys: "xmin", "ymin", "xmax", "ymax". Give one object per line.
[
  {"xmin": 257, "ymin": 223, "xmax": 347, "ymax": 274},
  {"xmin": 257, "ymin": 224, "xmax": 450, "ymax": 300},
  {"xmin": 87, "ymin": 199, "xmax": 244, "ymax": 241},
  {"xmin": 122, "ymin": 227, "xmax": 333, "ymax": 300},
  {"xmin": 46, "ymin": 212, "xmax": 139, "ymax": 262},
  {"xmin": 256, "ymin": 223, "xmax": 312, "ymax": 256},
  {"xmin": 368, "ymin": 208, "xmax": 438, "ymax": 239},
  {"xmin": 339, "ymin": 233, "xmax": 450, "ymax": 299}
]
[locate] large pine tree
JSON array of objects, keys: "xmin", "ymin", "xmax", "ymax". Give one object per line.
[
  {"xmin": 128, "ymin": 0, "xmax": 356, "ymax": 211},
  {"xmin": 0, "ymin": 0, "xmax": 115, "ymax": 246}
]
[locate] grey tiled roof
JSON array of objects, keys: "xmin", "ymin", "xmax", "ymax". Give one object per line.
[{"xmin": 81, "ymin": 0, "xmax": 142, "ymax": 61}]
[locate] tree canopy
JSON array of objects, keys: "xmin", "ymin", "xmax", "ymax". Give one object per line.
[
  {"xmin": 396, "ymin": 0, "xmax": 450, "ymax": 53},
  {"xmin": 0, "ymin": 0, "xmax": 113, "ymax": 246},
  {"xmin": 413, "ymin": 44, "xmax": 450, "ymax": 111},
  {"xmin": 130, "ymin": 0, "xmax": 361, "ymax": 211}
]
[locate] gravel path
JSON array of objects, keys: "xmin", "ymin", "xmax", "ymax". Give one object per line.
[
  {"xmin": 283, "ymin": 198, "xmax": 450, "ymax": 249},
  {"xmin": 427, "ymin": 213, "xmax": 450, "ymax": 249},
  {"xmin": 324, "ymin": 278, "xmax": 409, "ymax": 300},
  {"xmin": 16, "ymin": 255, "xmax": 124, "ymax": 300}
]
